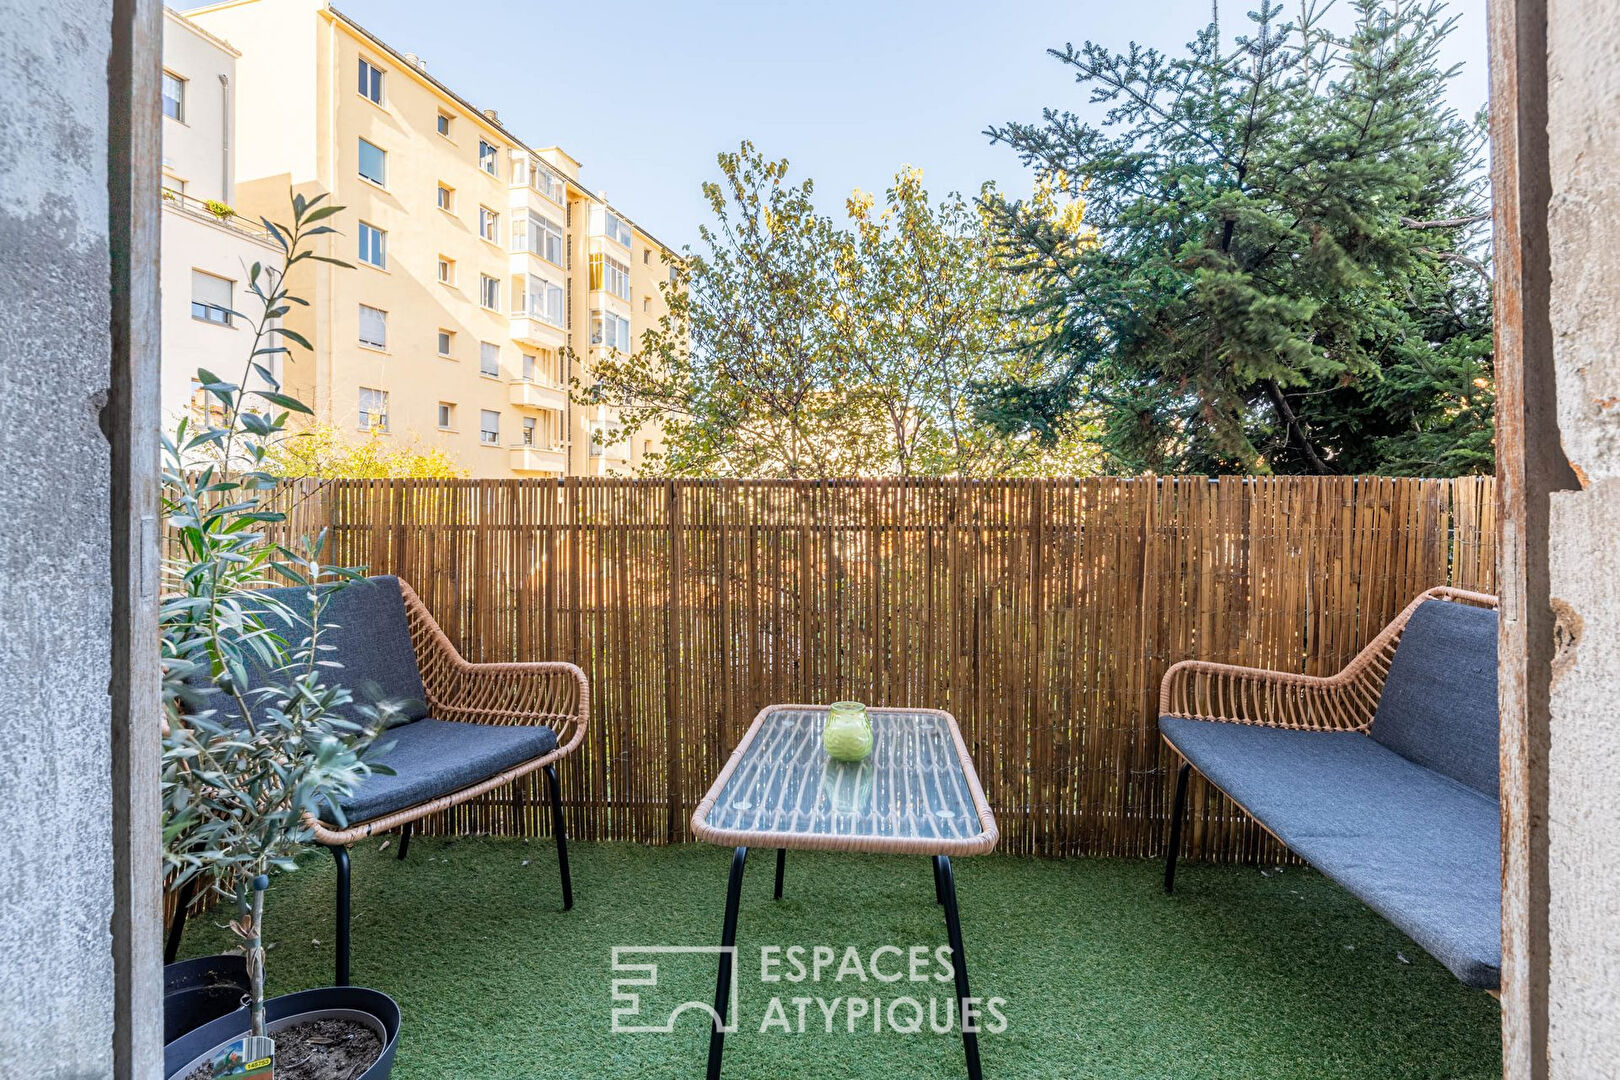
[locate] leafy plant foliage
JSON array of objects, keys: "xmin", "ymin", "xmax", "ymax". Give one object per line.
[
  {"xmin": 161, "ymin": 193, "xmax": 393, "ymax": 1036},
  {"xmin": 983, "ymin": 0, "xmax": 1492, "ymax": 475},
  {"xmin": 584, "ymin": 142, "xmax": 1097, "ymax": 478}
]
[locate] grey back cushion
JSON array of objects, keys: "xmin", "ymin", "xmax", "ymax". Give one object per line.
[
  {"xmin": 1370, "ymin": 599, "xmax": 1499, "ymax": 797},
  {"xmin": 201, "ymin": 575, "xmax": 429, "ymax": 729}
]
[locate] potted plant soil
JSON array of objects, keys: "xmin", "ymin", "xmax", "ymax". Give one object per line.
[{"xmin": 161, "ymin": 193, "xmax": 401, "ymax": 1080}]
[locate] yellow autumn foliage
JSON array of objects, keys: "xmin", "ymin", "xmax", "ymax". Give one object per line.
[{"xmin": 264, "ymin": 423, "xmax": 467, "ymax": 479}]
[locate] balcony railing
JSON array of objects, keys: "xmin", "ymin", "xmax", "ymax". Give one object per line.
[
  {"xmin": 508, "ymin": 443, "xmax": 567, "ymax": 474},
  {"xmin": 509, "ymin": 379, "xmax": 566, "ymax": 411},
  {"xmin": 161, "ymin": 189, "xmax": 276, "ymax": 243}
]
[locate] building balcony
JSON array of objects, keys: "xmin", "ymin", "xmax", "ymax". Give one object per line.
[
  {"xmin": 508, "ymin": 313, "xmax": 566, "ymax": 349},
  {"xmin": 509, "ymin": 378, "xmax": 567, "ymax": 412},
  {"xmin": 161, "ymin": 188, "xmax": 278, "ymax": 246},
  {"xmin": 508, "ymin": 444, "xmax": 567, "ymax": 474}
]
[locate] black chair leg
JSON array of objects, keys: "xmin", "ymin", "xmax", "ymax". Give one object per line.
[
  {"xmin": 1164, "ymin": 762, "xmax": 1192, "ymax": 895},
  {"xmin": 396, "ymin": 822, "xmax": 411, "ymax": 861},
  {"xmin": 932, "ymin": 853, "xmax": 945, "ymax": 905},
  {"xmin": 545, "ymin": 764, "xmax": 573, "ymax": 911},
  {"xmin": 773, "ymin": 848, "xmax": 786, "ymax": 900},
  {"xmin": 330, "ymin": 844, "xmax": 351, "ymax": 986},
  {"xmin": 165, "ymin": 875, "xmax": 198, "ymax": 964}
]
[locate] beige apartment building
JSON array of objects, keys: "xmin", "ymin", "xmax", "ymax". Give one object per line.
[
  {"xmin": 185, "ymin": 0, "xmax": 675, "ymax": 477},
  {"xmin": 159, "ymin": 8, "xmax": 283, "ymax": 425}
]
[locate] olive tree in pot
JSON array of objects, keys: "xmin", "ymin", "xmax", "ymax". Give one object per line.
[{"xmin": 161, "ymin": 193, "xmax": 402, "ymax": 1080}]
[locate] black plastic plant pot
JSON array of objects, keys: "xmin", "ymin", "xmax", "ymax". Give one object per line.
[
  {"xmin": 164, "ymin": 955, "xmax": 251, "ymax": 1045},
  {"xmin": 164, "ymin": 985, "xmax": 400, "ymax": 1080}
]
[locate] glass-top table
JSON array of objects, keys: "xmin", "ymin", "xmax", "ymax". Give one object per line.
[
  {"xmin": 690, "ymin": 705, "xmax": 999, "ymax": 1080},
  {"xmin": 692, "ymin": 705, "xmax": 998, "ymax": 855}
]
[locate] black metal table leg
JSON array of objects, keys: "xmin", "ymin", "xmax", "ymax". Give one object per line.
[
  {"xmin": 330, "ymin": 844, "xmax": 351, "ymax": 986},
  {"xmin": 545, "ymin": 763, "xmax": 574, "ymax": 911},
  {"xmin": 773, "ymin": 848, "xmax": 785, "ymax": 900},
  {"xmin": 396, "ymin": 821, "xmax": 412, "ymax": 861},
  {"xmin": 935, "ymin": 856, "xmax": 982, "ymax": 1080},
  {"xmin": 1164, "ymin": 762, "xmax": 1191, "ymax": 895},
  {"xmin": 707, "ymin": 846, "xmax": 748, "ymax": 1080}
]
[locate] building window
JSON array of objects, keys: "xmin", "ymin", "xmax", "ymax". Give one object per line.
[
  {"xmin": 479, "ymin": 206, "xmax": 499, "ymax": 243},
  {"xmin": 521, "ymin": 353, "xmax": 536, "ymax": 382},
  {"xmin": 162, "ymin": 71, "xmax": 185, "ymax": 121},
  {"xmin": 437, "ymin": 402, "xmax": 455, "ymax": 429},
  {"xmin": 479, "ymin": 274, "xmax": 500, "ymax": 311},
  {"xmin": 358, "ymin": 303, "xmax": 388, "ymax": 349},
  {"xmin": 514, "ymin": 212, "xmax": 564, "ymax": 265},
  {"xmin": 643, "ymin": 248, "xmax": 650, "ymax": 264},
  {"xmin": 480, "ymin": 341, "xmax": 500, "ymax": 377},
  {"xmin": 190, "ymin": 270, "xmax": 232, "ymax": 325},
  {"xmin": 519, "ymin": 275, "xmax": 565, "ymax": 326},
  {"xmin": 358, "ymin": 58, "xmax": 384, "ymax": 104},
  {"xmin": 358, "ymin": 387, "xmax": 389, "ymax": 431},
  {"xmin": 522, "ymin": 416, "xmax": 536, "ymax": 446},
  {"xmin": 644, "ymin": 296, "xmax": 651, "ymax": 313},
  {"xmin": 591, "ymin": 310, "xmax": 632, "ymax": 352},
  {"xmin": 437, "ymin": 256, "xmax": 455, "ymax": 285},
  {"xmin": 589, "ymin": 253, "xmax": 631, "ymax": 300},
  {"xmin": 358, "ymin": 138, "xmax": 386, "ymax": 185},
  {"xmin": 436, "ymin": 183, "xmax": 455, "ymax": 212},
  {"xmin": 588, "ymin": 420, "xmax": 605, "ymax": 458},
  {"xmin": 590, "ymin": 205, "xmax": 633, "ymax": 247},
  {"xmin": 479, "ymin": 409, "xmax": 500, "ymax": 445},
  {"xmin": 162, "ymin": 173, "xmax": 185, "ymax": 197},
  {"xmin": 525, "ymin": 160, "xmax": 564, "ymax": 202},
  {"xmin": 358, "ymin": 221, "xmax": 386, "ymax": 268},
  {"xmin": 436, "ymin": 112, "xmax": 452, "ymax": 137},
  {"xmin": 437, "ymin": 329, "xmax": 454, "ymax": 356},
  {"xmin": 478, "ymin": 140, "xmax": 498, "ymax": 176}
]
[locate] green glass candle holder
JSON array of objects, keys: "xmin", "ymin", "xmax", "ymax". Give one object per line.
[{"xmin": 823, "ymin": 701, "xmax": 873, "ymax": 762}]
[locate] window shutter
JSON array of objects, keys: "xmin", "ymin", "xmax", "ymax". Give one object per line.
[
  {"xmin": 191, "ymin": 271, "xmax": 232, "ymax": 309},
  {"xmin": 359, "ymin": 304, "xmax": 387, "ymax": 348}
]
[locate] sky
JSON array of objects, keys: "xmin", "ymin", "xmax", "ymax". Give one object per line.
[{"xmin": 177, "ymin": 0, "xmax": 1489, "ymax": 252}]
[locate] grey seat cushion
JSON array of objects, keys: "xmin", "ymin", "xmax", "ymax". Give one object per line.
[
  {"xmin": 192, "ymin": 575, "xmax": 429, "ymax": 728},
  {"xmin": 1370, "ymin": 599, "xmax": 1500, "ymax": 797},
  {"xmin": 1160, "ymin": 715, "xmax": 1501, "ymax": 989},
  {"xmin": 324, "ymin": 717, "xmax": 559, "ymax": 826}
]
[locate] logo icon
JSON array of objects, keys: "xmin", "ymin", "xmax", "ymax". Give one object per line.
[{"xmin": 611, "ymin": 946, "xmax": 737, "ymax": 1034}]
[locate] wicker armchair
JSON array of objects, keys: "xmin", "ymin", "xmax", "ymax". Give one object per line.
[
  {"xmin": 1159, "ymin": 586, "xmax": 1499, "ymax": 734},
  {"xmin": 165, "ymin": 576, "xmax": 588, "ymax": 986},
  {"xmin": 1156, "ymin": 585, "xmax": 1503, "ymax": 990}
]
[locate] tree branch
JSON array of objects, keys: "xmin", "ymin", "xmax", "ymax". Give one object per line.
[
  {"xmin": 1400, "ymin": 212, "xmax": 1489, "ymax": 230},
  {"xmin": 1263, "ymin": 378, "xmax": 1331, "ymax": 473}
]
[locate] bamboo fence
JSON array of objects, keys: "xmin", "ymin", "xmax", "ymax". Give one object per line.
[{"xmin": 258, "ymin": 474, "xmax": 1495, "ymax": 863}]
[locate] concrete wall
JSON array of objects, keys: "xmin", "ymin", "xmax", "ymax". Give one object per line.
[
  {"xmin": 0, "ymin": 0, "xmax": 118, "ymax": 1074},
  {"xmin": 1545, "ymin": 0, "xmax": 1620, "ymax": 1070}
]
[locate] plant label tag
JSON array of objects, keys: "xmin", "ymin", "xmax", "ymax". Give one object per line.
[{"xmin": 210, "ymin": 1034, "xmax": 274, "ymax": 1079}]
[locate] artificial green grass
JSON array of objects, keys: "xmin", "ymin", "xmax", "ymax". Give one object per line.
[{"xmin": 181, "ymin": 839, "xmax": 1500, "ymax": 1079}]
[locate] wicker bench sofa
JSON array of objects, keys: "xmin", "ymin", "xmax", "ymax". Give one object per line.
[
  {"xmin": 1158, "ymin": 587, "xmax": 1502, "ymax": 990},
  {"xmin": 165, "ymin": 575, "xmax": 588, "ymax": 985}
]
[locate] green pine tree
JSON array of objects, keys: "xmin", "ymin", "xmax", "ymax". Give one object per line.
[{"xmin": 982, "ymin": 0, "xmax": 1492, "ymax": 475}]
